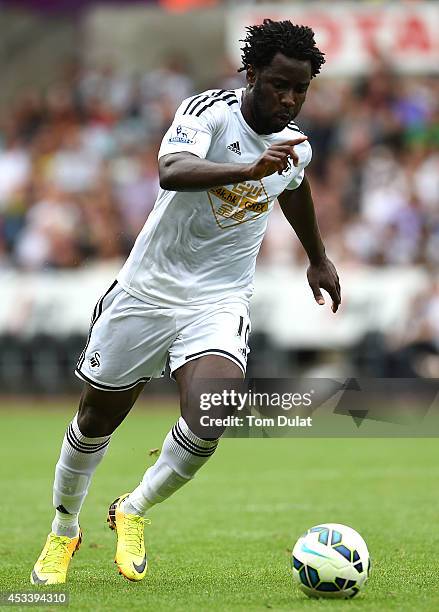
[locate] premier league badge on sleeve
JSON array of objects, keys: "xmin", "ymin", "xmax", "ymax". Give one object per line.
[{"xmin": 168, "ymin": 124, "xmax": 198, "ymax": 145}]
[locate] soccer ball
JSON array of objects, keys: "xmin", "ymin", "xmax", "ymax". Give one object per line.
[{"xmin": 291, "ymin": 523, "xmax": 370, "ymax": 599}]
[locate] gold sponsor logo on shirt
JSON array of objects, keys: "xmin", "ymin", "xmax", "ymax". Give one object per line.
[
  {"xmin": 210, "ymin": 183, "xmax": 268, "ymax": 213},
  {"xmin": 208, "ymin": 181, "xmax": 270, "ymax": 229}
]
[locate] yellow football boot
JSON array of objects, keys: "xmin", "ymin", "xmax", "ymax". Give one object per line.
[
  {"xmin": 31, "ymin": 530, "xmax": 82, "ymax": 585},
  {"xmin": 107, "ymin": 494, "xmax": 149, "ymax": 582}
]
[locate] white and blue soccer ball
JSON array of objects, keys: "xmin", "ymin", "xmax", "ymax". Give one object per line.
[{"xmin": 292, "ymin": 523, "xmax": 370, "ymax": 599}]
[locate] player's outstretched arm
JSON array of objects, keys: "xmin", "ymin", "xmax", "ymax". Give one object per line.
[
  {"xmin": 278, "ymin": 176, "xmax": 341, "ymax": 313},
  {"xmin": 159, "ymin": 137, "xmax": 307, "ymax": 192}
]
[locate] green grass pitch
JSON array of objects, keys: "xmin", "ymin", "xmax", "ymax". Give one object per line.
[{"xmin": 1, "ymin": 402, "xmax": 439, "ymax": 611}]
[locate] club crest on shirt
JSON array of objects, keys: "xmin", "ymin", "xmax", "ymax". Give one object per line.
[
  {"xmin": 168, "ymin": 124, "xmax": 197, "ymax": 145},
  {"xmin": 281, "ymin": 159, "xmax": 293, "ymax": 176}
]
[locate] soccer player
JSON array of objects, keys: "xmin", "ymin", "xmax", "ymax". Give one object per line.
[{"xmin": 31, "ymin": 19, "xmax": 340, "ymax": 585}]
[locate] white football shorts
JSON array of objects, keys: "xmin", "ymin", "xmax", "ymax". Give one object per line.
[{"xmin": 75, "ymin": 281, "xmax": 250, "ymax": 391}]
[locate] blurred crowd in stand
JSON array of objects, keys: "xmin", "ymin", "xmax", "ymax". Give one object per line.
[
  {"xmin": 1, "ymin": 59, "xmax": 437, "ymax": 272},
  {"xmin": 0, "ymin": 57, "xmax": 437, "ymax": 377}
]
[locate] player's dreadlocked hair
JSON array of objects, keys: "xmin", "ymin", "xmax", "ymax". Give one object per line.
[{"xmin": 239, "ymin": 19, "xmax": 325, "ymax": 78}]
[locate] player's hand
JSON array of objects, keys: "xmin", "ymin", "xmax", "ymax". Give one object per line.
[
  {"xmin": 246, "ymin": 137, "xmax": 308, "ymax": 180},
  {"xmin": 307, "ymin": 256, "xmax": 341, "ymax": 313}
]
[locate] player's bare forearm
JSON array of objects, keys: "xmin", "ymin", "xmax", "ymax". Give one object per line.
[
  {"xmin": 278, "ymin": 176, "xmax": 325, "ymax": 264},
  {"xmin": 159, "ymin": 153, "xmax": 254, "ymax": 191},
  {"xmin": 278, "ymin": 176, "xmax": 341, "ymax": 312},
  {"xmin": 159, "ymin": 138, "xmax": 307, "ymax": 192}
]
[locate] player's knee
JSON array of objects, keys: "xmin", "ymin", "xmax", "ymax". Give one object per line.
[
  {"xmin": 77, "ymin": 384, "xmax": 135, "ymax": 436},
  {"xmin": 77, "ymin": 392, "xmax": 118, "ymax": 437},
  {"xmin": 77, "ymin": 403, "xmax": 107, "ymax": 437}
]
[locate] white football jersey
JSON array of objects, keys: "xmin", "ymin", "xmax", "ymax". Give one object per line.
[{"xmin": 117, "ymin": 88, "xmax": 312, "ymax": 306}]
